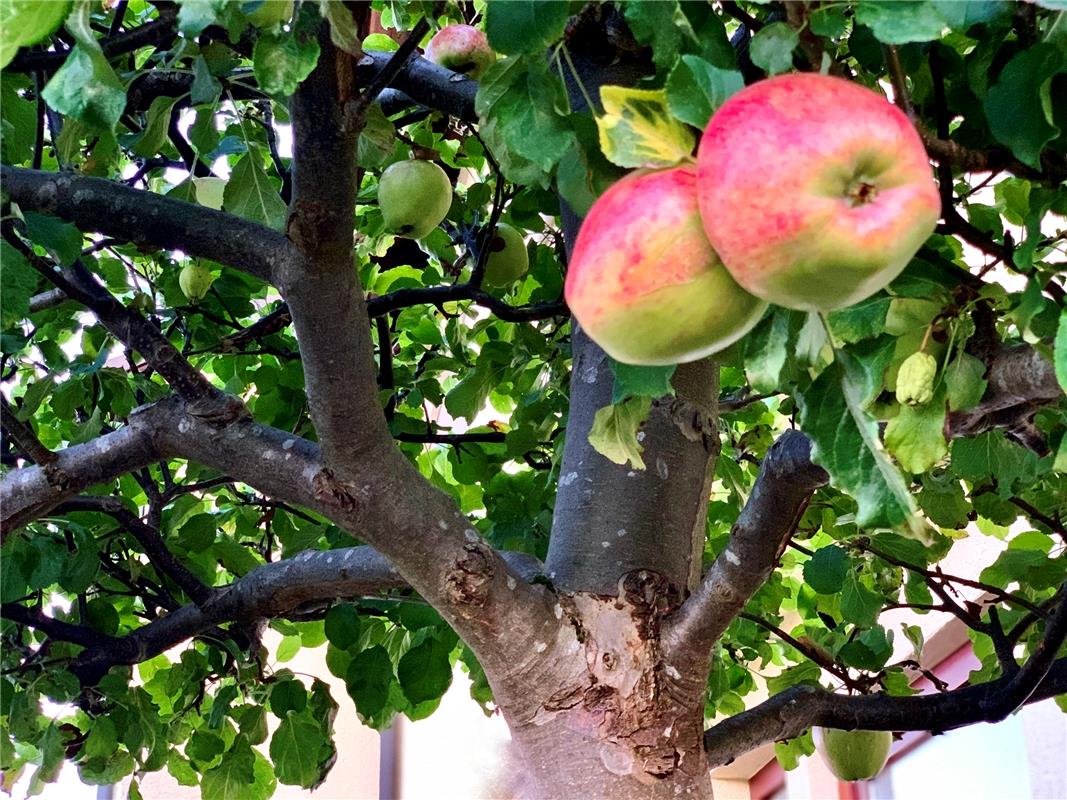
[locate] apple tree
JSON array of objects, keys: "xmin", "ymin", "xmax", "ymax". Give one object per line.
[{"xmin": 1, "ymin": 2, "xmax": 1066, "ymax": 799}]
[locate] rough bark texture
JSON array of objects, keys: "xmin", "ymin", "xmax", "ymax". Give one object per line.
[{"xmin": 501, "ymin": 574, "xmax": 714, "ymax": 799}]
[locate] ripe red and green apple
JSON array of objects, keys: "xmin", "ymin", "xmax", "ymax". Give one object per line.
[
  {"xmin": 696, "ymin": 73, "xmax": 940, "ymax": 312},
  {"xmin": 424, "ymin": 24, "xmax": 495, "ymax": 79},
  {"xmin": 565, "ymin": 166, "xmax": 767, "ymax": 366}
]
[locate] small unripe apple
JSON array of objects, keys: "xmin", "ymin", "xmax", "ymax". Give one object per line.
[
  {"xmin": 483, "ymin": 223, "xmax": 529, "ymax": 288},
  {"xmin": 565, "ymin": 166, "xmax": 768, "ymax": 366},
  {"xmin": 814, "ymin": 727, "xmax": 893, "ymax": 782},
  {"xmin": 895, "ymin": 351, "xmax": 937, "ymax": 406},
  {"xmin": 377, "ymin": 160, "xmax": 453, "ymax": 240},
  {"xmin": 179, "ymin": 263, "xmax": 214, "ymax": 304},
  {"xmin": 696, "ymin": 73, "xmax": 940, "ymax": 312},
  {"xmin": 424, "ymin": 24, "xmax": 496, "ymax": 79},
  {"xmin": 243, "ymin": 0, "xmax": 293, "ymax": 28}
]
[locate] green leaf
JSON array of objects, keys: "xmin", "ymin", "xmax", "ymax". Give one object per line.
[
  {"xmin": 944, "ymin": 352, "xmax": 988, "ymax": 411},
  {"xmin": 951, "ymin": 431, "xmax": 1043, "ymax": 496},
  {"xmin": 1057, "ymin": 309, "xmax": 1067, "ymax": 394},
  {"xmin": 201, "ymin": 738, "xmax": 273, "ymax": 800},
  {"xmin": 984, "ymin": 44, "xmax": 1066, "ymax": 169},
  {"xmin": 191, "ymin": 56, "xmax": 222, "ymax": 105},
  {"xmin": 444, "ymin": 365, "xmax": 494, "ymax": 423},
  {"xmin": 841, "ymin": 572, "xmax": 883, "ymax": 627},
  {"xmin": 132, "ymin": 95, "xmax": 182, "ymax": 158},
  {"xmin": 775, "ymin": 730, "xmax": 815, "ymax": 772},
  {"xmin": 269, "ymin": 711, "xmax": 329, "ymax": 787},
  {"xmin": 828, "ymin": 297, "xmax": 891, "ymax": 344},
  {"xmin": 477, "ymin": 58, "xmax": 574, "ymax": 186},
  {"xmin": 269, "ymin": 679, "xmax": 307, "ymax": 718},
  {"xmin": 885, "ymin": 387, "xmax": 948, "ymax": 474},
  {"xmin": 749, "ymin": 22, "xmax": 799, "ymax": 75},
  {"xmin": 587, "ymin": 396, "xmax": 653, "ymax": 470},
  {"xmin": 767, "ymin": 661, "xmax": 822, "ymax": 694},
  {"xmin": 345, "ymin": 645, "xmax": 394, "ymax": 718},
  {"xmin": 623, "ymin": 1, "xmax": 682, "ymax": 70},
  {"xmin": 397, "ymin": 637, "xmax": 453, "ymax": 706},
  {"xmin": 223, "ymin": 151, "xmax": 287, "ymax": 230},
  {"xmin": 485, "ymin": 1, "xmax": 569, "ymax": 55},
  {"xmin": 0, "ymin": 1, "xmax": 71, "ymax": 70},
  {"xmin": 665, "ymin": 56, "xmax": 743, "ymax": 129},
  {"xmin": 803, "ymin": 545, "xmax": 850, "ymax": 594},
  {"xmin": 357, "ymin": 104, "xmax": 396, "ymax": 169},
  {"xmin": 178, "ymin": 0, "xmax": 226, "ymax": 37},
  {"xmin": 596, "ymin": 86, "xmax": 696, "ymax": 168},
  {"xmin": 41, "ymin": 3, "xmax": 126, "ymax": 133},
  {"xmin": 810, "ymin": 6, "xmax": 849, "ymax": 38},
  {"xmin": 317, "ymin": 0, "xmax": 360, "ymax": 54},
  {"xmin": 324, "ymin": 604, "xmax": 362, "ymax": 651},
  {"xmin": 917, "ymin": 472, "xmax": 970, "ymax": 529},
  {"xmin": 0, "ymin": 240, "xmax": 37, "ymax": 325},
  {"xmin": 796, "ymin": 356, "xmax": 920, "ymax": 532},
  {"xmin": 24, "ymin": 212, "xmax": 82, "ymax": 265},
  {"xmin": 743, "ymin": 308, "xmax": 796, "ymax": 393},
  {"xmin": 855, "ymin": 1, "xmax": 948, "ymax": 43},
  {"xmin": 275, "ymin": 634, "xmax": 301, "ymax": 662},
  {"xmin": 609, "ymin": 359, "xmax": 676, "ymax": 403},
  {"xmin": 902, "ymin": 623, "xmax": 925, "ymax": 658},
  {"xmin": 933, "ymin": 1, "xmax": 1011, "ymax": 30},
  {"xmin": 252, "ymin": 30, "xmax": 320, "ymax": 97}
]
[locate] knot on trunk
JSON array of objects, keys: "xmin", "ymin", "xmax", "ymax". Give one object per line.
[
  {"xmin": 311, "ymin": 468, "xmax": 364, "ymax": 513},
  {"xmin": 444, "ymin": 541, "xmax": 495, "ymax": 608}
]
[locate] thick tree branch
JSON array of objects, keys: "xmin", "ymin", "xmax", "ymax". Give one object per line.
[
  {"xmin": 56, "ymin": 544, "xmax": 542, "ymax": 685},
  {"xmin": 281, "ymin": 25, "xmax": 394, "ymax": 469},
  {"xmin": 947, "ymin": 345, "xmax": 1064, "ymax": 440},
  {"xmin": 356, "ymin": 51, "xmax": 478, "ymax": 123},
  {"xmin": 1, "ymin": 166, "xmax": 290, "ymax": 284},
  {"xmin": 2, "ymin": 390, "xmax": 561, "ymax": 688},
  {"xmin": 662, "ymin": 431, "xmax": 828, "ymax": 665},
  {"xmin": 1, "ymin": 399, "xmax": 175, "ymax": 538},
  {"xmin": 703, "ymin": 655, "xmax": 1067, "ymax": 768}
]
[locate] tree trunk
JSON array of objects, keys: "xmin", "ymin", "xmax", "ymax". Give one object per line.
[
  {"xmin": 492, "ymin": 575, "xmax": 714, "ymax": 800},
  {"xmin": 492, "ymin": 12, "xmax": 715, "ymax": 797}
]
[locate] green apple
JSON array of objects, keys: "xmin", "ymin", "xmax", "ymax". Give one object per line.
[
  {"xmin": 243, "ymin": 0, "xmax": 293, "ymax": 28},
  {"xmin": 696, "ymin": 73, "xmax": 940, "ymax": 312},
  {"xmin": 565, "ymin": 166, "xmax": 767, "ymax": 366},
  {"xmin": 483, "ymin": 223, "xmax": 529, "ymax": 288},
  {"xmin": 377, "ymin": 160, "xmax": 453, "ymax": 240},
  {"xmin": 179, "ymin": 263, "xmax": 214, "ymax": 304},
  {"xmin": 814, "ymin": 727, "xmax": 893, "ymax": 782}
]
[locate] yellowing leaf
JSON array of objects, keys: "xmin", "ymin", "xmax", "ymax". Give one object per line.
[
  {"xmin": 596, "ymin": 86, "xmax": 695, "ymax": 168},
  {"xmin": 587, "ymin": 396, "xmax": 652, "ymax": 469}
]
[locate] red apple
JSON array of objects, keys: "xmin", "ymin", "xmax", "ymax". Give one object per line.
[
  {"xmin": 424, "ymin": 24, "xmax": 495, "ymax": 79},
  {"xmin": 565, "ymin": 166, "xmax": 768, "ymax": 366},
  {"xmin": 696, "ymin": 73, "xmax": 940, "ymax": 312}
]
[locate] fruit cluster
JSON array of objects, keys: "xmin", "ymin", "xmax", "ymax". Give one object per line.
[{"xmin": 566, "ymin": 73, "xmax": 941, "ymax": 366}]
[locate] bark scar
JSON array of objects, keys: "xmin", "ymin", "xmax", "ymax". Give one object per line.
[
  {"xmin": 311, "ymin": 468, "xmax": 363, "ymax": 512},
  {"xmin": 444, "ymin": 541, "xmax": 495, "ymax": 607}
]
